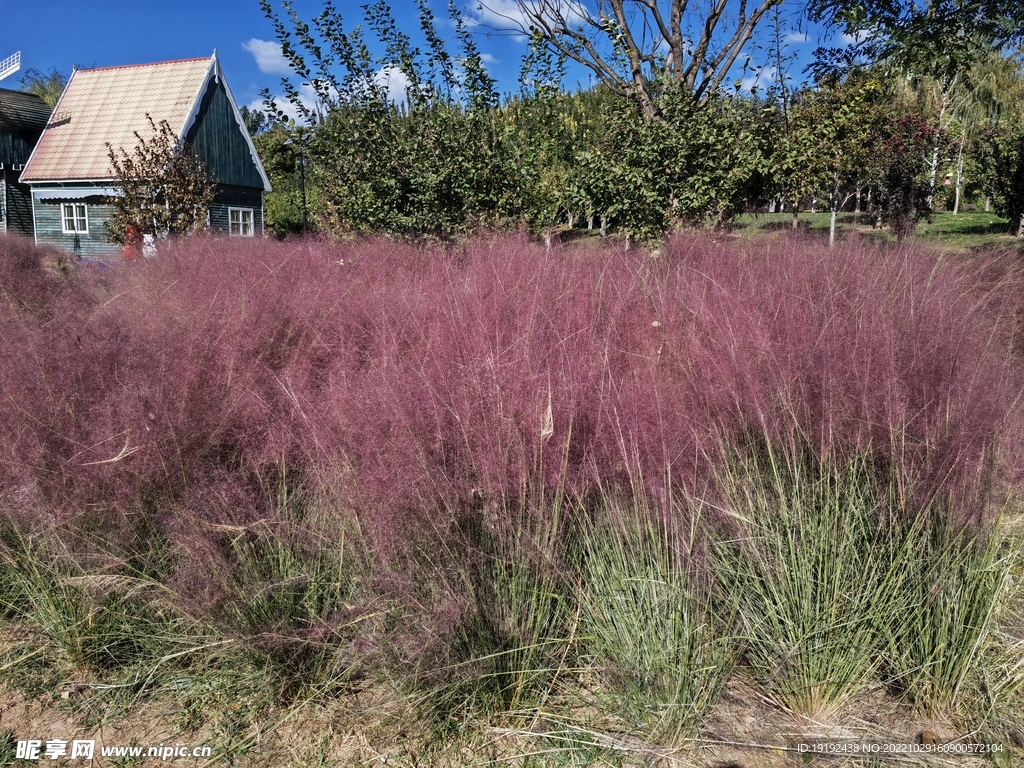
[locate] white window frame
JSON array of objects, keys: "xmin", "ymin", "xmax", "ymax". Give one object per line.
[
  {"xmin": 228, "ymin": 207, "xmax": 254, "ymax": 237},
  {"xmin": 61, "ymin": 203, "xmax": 89, "ymax": 234}
]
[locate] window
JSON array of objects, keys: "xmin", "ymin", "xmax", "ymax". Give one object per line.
[
  {"xmin": 229, "ymin": 207, "xmax": 254, "ymax": 237},
  {"xmin": 61, "ymin": 203, "xmax": 88, "ymax": 234}
]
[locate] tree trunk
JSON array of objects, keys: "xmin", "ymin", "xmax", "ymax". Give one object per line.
[
  {"xmin": 1018, "ymin": 212, "xmax": 1024, "ymax": 238},
  {"xmin": 600, "ymin": 215, "xmax": 607, "ymax": 237},
  {"xmin": 985, "ymin": 196, "xmax": 990, "ymax": 212},
  {"xmin": 829, "ymin": 174, "xmax": 840, "ymax": 249},
  {"xmin": 926, "ymin": 83, "xmax": 951, "ymax": 211},
  {"xmin": 953, "ymin": 135, "xmax": 965, "ymax": 215},
  {"xmin": 791, "ymin": 200, "xmax": 800, "ymax": 230}
]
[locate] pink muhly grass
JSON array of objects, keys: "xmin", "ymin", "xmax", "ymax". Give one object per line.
[{"xmin": 0, "ymin": 231, "xmax": 1020, "ymax": 570}]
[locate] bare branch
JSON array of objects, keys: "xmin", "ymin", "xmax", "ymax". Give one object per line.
[{"xmin": 487, "ymin": 0, "xmax": 785, "ymax": 116}]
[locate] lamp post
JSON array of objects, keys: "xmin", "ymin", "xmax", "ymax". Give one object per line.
[{"xmin": 284, "ymin": 129, "xmax": 308, "ymax": 236}]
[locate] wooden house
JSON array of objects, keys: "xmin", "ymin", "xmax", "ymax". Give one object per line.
[
  {"xmin": 0, "ymin": 87, "xmax": 51, "ymax": 238},
  {"xmin": 21, "ymin": 52, "xmax": 271, "ymax": 257}
]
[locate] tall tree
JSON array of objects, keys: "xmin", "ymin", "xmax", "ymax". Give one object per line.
[
  {"xmin": 774, "ymin": 76, "xmax": 883, "ymax": 246},
  {"xmin": 260, "ymin": 0, "xmax": 517, "ymax": 238},
  {"xmin": 490, "ymin": 0, "xmax": 786, "ymax": 118},
  {"xmin": 976, "ymin": 118, "xmax": 1024, "ymax": 235},
  {"xmin": 17, "ymin": 67, "xmax": 67, "ymax": 108},
  {"xmin": 867, "ymin": 111, "xmax": 941, "ymax": 240},
  {"xmin": 808, "ymin": 0, "xmax": 1024, "ymax": 82}
]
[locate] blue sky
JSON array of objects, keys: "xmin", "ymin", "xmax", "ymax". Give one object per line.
[
  {"xmin": 1, "ymin": 0, "xmax": 820, "ymax": 117},
  {"xmin": 0, "ymin": 0, "xmax": 548, "ymax": 114}
]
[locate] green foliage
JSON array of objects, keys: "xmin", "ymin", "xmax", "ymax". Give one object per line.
[
  {"xmin": 503, "ymin": 87, "xmax": 616, "ymax": 236},
  {"xmin": 239, "ymin": 105, "xmax": 274, "ymax": 136},
  {"xmin": 105, "ymin": 115, "xmax": 215, "ymax": 249},
  {"xmin": 310, "ymin": 102, "xmax": 519, "ymax": 238},
  {"xmin": 258, "ymin": 1, "xmax": 777, "ymax": 239},
  {"xmin": 254, "ymin": 125, "xmax": 310, "ymax": 238},
  {"xmin": 568, "ymin": 90, "xmax": 771, "ymax": 238},
  {"xmin": 976, "ymin": 119, "xmax": 1024, "ymax": 235},
  {"xmin": 808, "ymin": 0, "xmax": 1024, "ymax": 82},
  {"xmin": 17, "ymin": 66, "xmax": 66, "ymax": 108},
  {"xmin": 260, "ymin": 0, "xmax": 515, "ymax": 239},
  {"xmin": 772, "ymin": 76, "xmax": 882, "ymax": 212}
]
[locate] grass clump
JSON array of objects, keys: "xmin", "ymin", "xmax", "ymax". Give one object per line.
[
  {"xmin": 878, "ymin": 505, "xmax": 1019, "ymax": 717},
  {"xmin": 578, "ymin": 495, "xmax": 734, "ymax": 740},
  {"xmin": 214, "ymin": 505, "xmax": 370, "ymax": 699},
  {"xmin": 711, "ymin": 444, "xmax": 1021, "ymax": 721},
  {"xmin": 0, "ymin": 529, "xmax": 197, "ymax": 675},
  {"xmin": 414, "ymin": 490, "xmax": 575, "ymax": 733},
  {"xmin": 712, "ymin": 451, "xmax": 893, "ymax": 718}
]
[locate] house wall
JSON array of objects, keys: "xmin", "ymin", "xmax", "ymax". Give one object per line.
[
  {"xmin": 32, "ymin": 193, "xmax": 120, "ymax": 258},
  {"xmin": 2, "ymin": 168, "xmax": 36, "ymax": 238},
  {"xmin": 0, "ymin": 89, "xmax": 51, "ymax": 160},
  {"xmin": 32, "ymin": 184, "xmax": 263, "ymax": 254},
  {"xmin": 210, "ymin": 184, "xmax": 263, "ymax": 236},
  {"xmin": 187, "ymin": 77, "xmax": 265, "ymax": 190}
]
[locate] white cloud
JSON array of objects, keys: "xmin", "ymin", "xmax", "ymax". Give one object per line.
[
  {"xmin": 242, "ymin": 38, "xmax": 293, "ymax": 75},
  {"xmin": 472, "ymin": 1, "xmax": 590, "ymax": 36},
  {"xmin": 479, "ymin": 53, "xmax": 497, "ymax": 64},
  {"xmin": 841, "ymin": 31, "xmax": 870, "ymax": 46},
  {"xmin": 474, "ymin": 0, "xmax": 535, "ymax": 29},
  {"xmin": 249, "ymin": 81, "xmax": 321, "ymax": 125},
  {"xmin": 739, "ymin": 65, "xmax": 776, "ymax": 94},
  {"xmin": 786, "ymin": 32, "xmax": 809, "ymax": 44},
  {"xmin": 374, "ymin": 67, "xmax": 412, "ymax": 106},
  {"xmin": 248, "ymin": 96, "xmax": 302, "ymax": 124}
]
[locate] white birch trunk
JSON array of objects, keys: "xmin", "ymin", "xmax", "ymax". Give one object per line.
[
  {"xmin": 926, "ymin": 83, "xmax": 952, "ymax": 211},
  {"xmin": 953, "ymin": 134, "xmax": 966, "ymax": 215}
]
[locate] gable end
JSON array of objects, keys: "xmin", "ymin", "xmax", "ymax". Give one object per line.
[{"xmin": 186, "ymin": 76, "xmax": 265, "ymax": 190}]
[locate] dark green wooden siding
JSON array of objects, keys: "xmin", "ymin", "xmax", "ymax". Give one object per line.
[
  {"xmin": 33, "ymin": 194, "xmax": 120, "ymax": 258},
  {"xmin": 1, "ymin": 169, "xmax": 35, "ymax": 238},
  {"xmin": 210, "ymin": 184, "xmax": 263, "ymax": 235},
  {"xmin": 0, "ymin": 88, "xmax": 51, "ymax": 166},
  {"xmin": 187, "ymin": 78, "xmax": 264, "ymax": 189}
]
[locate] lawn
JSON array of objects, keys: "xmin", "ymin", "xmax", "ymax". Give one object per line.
[{"xmin": 735, "ymin": 210, "xmax": 1020, "ymax": 252}]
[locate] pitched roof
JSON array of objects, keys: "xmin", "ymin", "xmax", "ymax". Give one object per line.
[
  {"xmin": 0, "ymin": 88, "xmax": 52, "ymax": 136},
  {"xmin": 0, "ymin": 88, "xmax": 51, "ymax": 166},
  {"xmin": 21, "ymin": 56, "xmax": 214, "ymax": 183}
]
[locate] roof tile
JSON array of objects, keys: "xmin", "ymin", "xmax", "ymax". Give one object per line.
[{"xmin": 21, "ymin": 57, "xmax": 212, "ymax": 183}]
